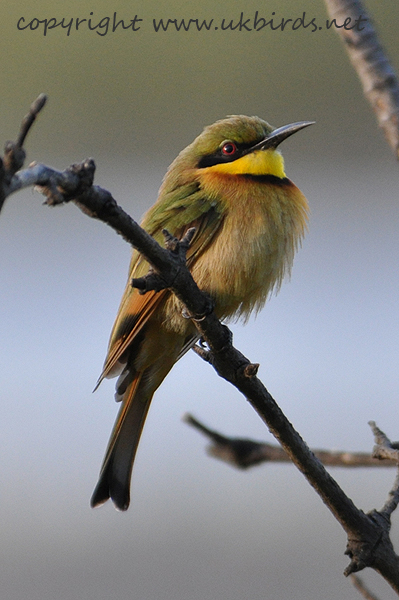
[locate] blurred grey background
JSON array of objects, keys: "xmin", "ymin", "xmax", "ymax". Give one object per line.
[{"xmin": 0, "ymin": 0, "xmax": 399, "ymax": 598}]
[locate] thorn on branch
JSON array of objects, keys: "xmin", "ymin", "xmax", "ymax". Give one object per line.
[
  {"xmin": 243, "ymin": 362, "xmax": 260, "ymax": 378},
  {"xmin": 344, "ymin": 534, "xmax": 382, "ymax": 577}
]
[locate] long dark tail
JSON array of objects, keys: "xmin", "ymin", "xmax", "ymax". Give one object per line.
[{"xmin": 91, "ymin": 373, "xmax": 152, "ymax": 511}]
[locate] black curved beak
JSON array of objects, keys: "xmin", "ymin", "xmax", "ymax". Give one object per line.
[{"xmin": 247, "ymin": 121, "xmax": 315, "ymax": 153}]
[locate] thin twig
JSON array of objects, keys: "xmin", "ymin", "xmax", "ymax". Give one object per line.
[
  {"xmin": 184, "ymin": 413, "xmax": 397, "ymax": 469},
  {"xmin": 350, "ymin": 574, "xmax": 381, "ymax": 600},
  {"xmin": 0, "ymin": 94, "xmax": 47, "ymax": 211},
  {"xmin": 16, "ymin": 94, "xmax": 47, "ymax": 149}
]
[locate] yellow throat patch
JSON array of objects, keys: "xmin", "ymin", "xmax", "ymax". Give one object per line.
[{"xmin": 204, "ymin": 149, "xmax": 286, "ymax": 178}]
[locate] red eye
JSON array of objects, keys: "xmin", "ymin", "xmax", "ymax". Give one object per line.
[{"xmin": 222, "ymin": 142, "xmax": 237, "ymax": 156}]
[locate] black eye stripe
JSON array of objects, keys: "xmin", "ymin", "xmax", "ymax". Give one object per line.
[{"xmin": 198, "ymin": 139, "xmax": 262, "ymax": 169}]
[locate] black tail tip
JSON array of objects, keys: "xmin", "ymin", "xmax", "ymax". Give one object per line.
[{"xmin": 90, "ymin": 480, "xmax": 130, "ymax": 512}]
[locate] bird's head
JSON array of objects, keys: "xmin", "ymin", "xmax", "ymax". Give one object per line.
[{"xmin": 161, "ymin": 115, "xmax": 313, "ymax": 192}]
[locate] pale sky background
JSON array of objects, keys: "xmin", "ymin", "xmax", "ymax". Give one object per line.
[{"xmin": 0, "ymin": 1, "xmax": 399, "ymax": 599}]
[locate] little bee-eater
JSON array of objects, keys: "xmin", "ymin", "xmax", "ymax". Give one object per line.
[{"xmin": 91, "ymin": 115, "xmax": 312, "ymax": 510}]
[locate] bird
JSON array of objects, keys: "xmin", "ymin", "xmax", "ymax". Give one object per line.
[{"xmin": 91, "ymin": 115, "xmax": 312, "ymax": 511}]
